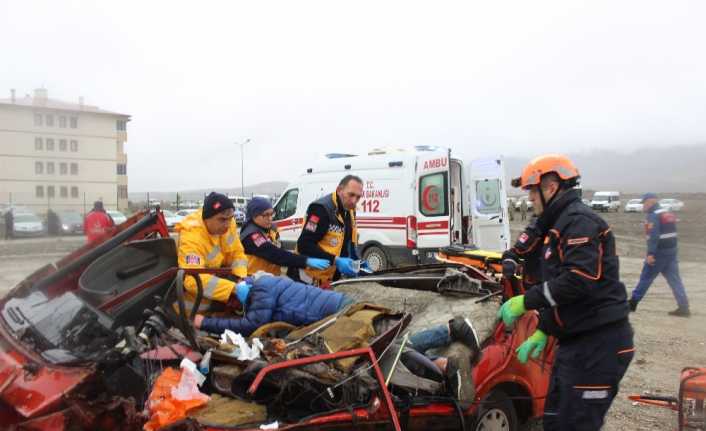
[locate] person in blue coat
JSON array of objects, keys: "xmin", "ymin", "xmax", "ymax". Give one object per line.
[
  {"xmin": 193, "ymin": 274, "xmax": 355, "ymax": 336},
  {"xmin": 629, "ymin": 193, "xmax": 690, "ymax": 317}
]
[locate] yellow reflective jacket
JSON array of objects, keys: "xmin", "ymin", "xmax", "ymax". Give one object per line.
[
  {"xmin": 242, "ymin": 223, "xmax": 283, "ymax": 276},
  {"xmin": 175, "ymin": 209, "xmax": 248, "ymax": 313},
  {"xmin": 298, "ymin": 192, "xmax": 357, "ymax": 286}
]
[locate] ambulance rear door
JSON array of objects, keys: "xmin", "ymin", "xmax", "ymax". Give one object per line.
[
  {"xmin": 415, "ymin": 151, "xmax": 452, "ymax": 252},
  {"xmin": 467, "ymin": 157, "xmax": 510, "ymax": 251}
]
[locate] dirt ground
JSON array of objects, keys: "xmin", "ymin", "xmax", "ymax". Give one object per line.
[
  {"xmin": 0, "ymin": 195, "xmax": 703, "ymax": 430},
  {"xmin": 514, "ymin": 193, "xmax": 706, "ymax": 431}
]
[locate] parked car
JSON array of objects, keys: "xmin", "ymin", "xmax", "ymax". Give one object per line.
[
  {"xmin": 57, "ymin": 211, "xmax": 84, "ymax": 235},
  {"xmin": 624, "ymin": 199, "xmax": 644, "ymax": 213},
  {"xmin": 161, "ymin": 210, "xmax": 183, "ymax": 230},
  {"xmin": 234, "ymin": 208, "xmax": 246, "ymax": 225},
  {"xmin": 176, "ymin": 208, "xmax": 198, "ymax": 217},
  {"xmin": 0, "ymin": 209, "xmax": 554, "ymax": 430},
  {"xmin": 590, "ymin": 191, "xmax": 621, "ymax": 212},
  {"xmin": 12, "ymin": 213, "xmax": 45, "ymax": 237},
  {"xmin": 106, "ymin": 210, "xmax": 127, "ymax": 225},
  {"xmin": 659, "ymin": 198, "xmax": 684, "ymax": 212}
]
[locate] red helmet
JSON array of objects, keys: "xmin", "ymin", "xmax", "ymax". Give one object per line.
[{"xmin": 511, "ymin": 154, "xmax": 580, "ymax": 190}]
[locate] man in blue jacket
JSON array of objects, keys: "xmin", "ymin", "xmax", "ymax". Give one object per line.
[{"xmin": 629, "ymin": 193, "xmax": 690, "ymax": 317}]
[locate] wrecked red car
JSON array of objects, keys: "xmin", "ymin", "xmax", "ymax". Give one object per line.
[{"xmin": 0, "ymin": 209, "xmax": 554, "ymax": 430}]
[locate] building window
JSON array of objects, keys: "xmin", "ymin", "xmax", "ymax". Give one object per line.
[
  {"xmin": 35, "ymin": 137, "xmax": 43, "ymax": 150},
  {"xmin": 59, "ymin": 116, "xmax": 67, "ymax": 128},
  {"xmin": 47, "ymin": 186, "xmax": 55, "ymax": 198},
  {"xmin": 70, "ymin": 163, "xmax": 78, "ymax": 175},
  {"xmin": 118, "ymin": 185, "xmax": 128, "ymax": 199},
  {"xmin": 59, "ymin": 139, "xmax": 67, "ymax": 151},
  {"xmin": 70, "ymin": 140, "xmax": 78, "ymax": 152},
  {"xmin": 60, "ymin": 162, "xmax": 67, "ymax": 175},
  {"xmin": 70, "ymin": 117, "xmax": 78, "ymax": 128},
  {"xmin": 60, "ymin": 186, "xmax": 68, "ymax": 198},
  {"xmin": 34, "ymin": 113, "xmax": 43, "ymax": 126},
  {"xmin": 116, "ymin": 119, "xmax": 127, "ymax": 131},
  {"xmin": 36, "ymin": 186, "xmax": 44, "ymax": 198},
  {"xmin": 35, "ymin": 162, "xmax": 43, "ymax": 174},
  {"xmin": 46, "ymin": 138, "xmax": 55, "ymax": 151},
  {"xmin": 47, "ymin": 162, "xmax": 55, "ymax": 175},
  {"xmin": 71, "ymin": 186, "xmax": 79, "ymax": 198},
  {"xmin": 117, "ymin": 163, "xmax": 127, "ymax": 175},
  {"xmin": 45, "ymin": 114, "xmax": 54, "ymax": 127}
]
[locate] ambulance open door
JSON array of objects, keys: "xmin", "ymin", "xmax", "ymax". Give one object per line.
[{"xmin": 467, "ymin": 157, "xmax": 510, "ymax": 251}]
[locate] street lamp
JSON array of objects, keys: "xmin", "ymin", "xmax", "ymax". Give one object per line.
[{"xmin": 236, "ymin": 139, "xmax": 251, "ymax": 196}]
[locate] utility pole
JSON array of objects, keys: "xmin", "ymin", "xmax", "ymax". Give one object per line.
[{"xmin": 236, "ymin": 139, "xmax": 251, "ymax": 197}]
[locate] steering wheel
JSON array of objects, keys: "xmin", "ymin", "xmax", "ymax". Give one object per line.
[{"xmin": 163, "ymin": 269, "xmax": 202, "ymax": 351}]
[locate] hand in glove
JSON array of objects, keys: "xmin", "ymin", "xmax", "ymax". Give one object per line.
[
  {"xmin": 235, "ymin": 280, "xmax": 251, "ymax": 305},
  {"xmin": 306, "ymin": 257, "xmax": 331, "ymax": 270},
  {"xmin": 515, "ymin": 329, "xmax": 548, "ymax": 364},
  {"xmin": 497, "ymin": 295, "xmax": 526, "ymax": 326},
  {"xmin": 359, "ymin": 260, "xmax": 373, "ymax": 273},
  {"xmin": 501, "ymin": 250, "xmax": 519, "ymax": 279},
  {"xmin": 335, "ymin": 257, "xmax": 359, "ymax": 277}
]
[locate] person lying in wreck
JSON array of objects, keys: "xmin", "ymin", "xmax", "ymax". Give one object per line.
[{"xmin": 192, "ymin": 273, "xmax": 482, "ymax": 405}]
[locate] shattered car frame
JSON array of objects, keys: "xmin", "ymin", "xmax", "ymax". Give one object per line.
[{"xmin": 0, "ymin": 210, "xmax": 555, "ymax": 430}]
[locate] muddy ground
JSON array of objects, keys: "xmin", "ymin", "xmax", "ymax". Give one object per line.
[{"xmin": 0, "ymin": 195, "xmax": 704, "ymax": 430}]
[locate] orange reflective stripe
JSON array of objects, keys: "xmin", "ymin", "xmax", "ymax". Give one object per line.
[
  {"xmin": 570, "ymin": 243, "xmax": 604, "ymax": 281},
  {"xmin": 617, "ymin": 347, "xmax": 636, "ymax": 355},
  {"xmin": 573, "ymin": 385, "xmax": 612, "ymax": 390}
]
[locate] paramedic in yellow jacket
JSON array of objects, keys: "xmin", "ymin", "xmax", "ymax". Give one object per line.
[
  {"xmin": 175, "ymin": 192, "xmax": 248, "ymax": 314},
  {"xmin": 287, "ymin": 175, "xmax": 367, "ymax": 286}
]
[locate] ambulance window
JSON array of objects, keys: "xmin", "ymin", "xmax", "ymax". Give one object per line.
[
  {"xmin": 274, "ymin": 189, "xmax": 299, "ymax": 220},
  {"xmin": 475, "ymin": 179, "xmax": 502, "ymax": 215},
  {"xmin": 419, "ymin": 172, "xmax": 448, "ymax": 216}
]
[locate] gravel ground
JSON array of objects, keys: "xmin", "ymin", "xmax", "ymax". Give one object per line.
[{"xmin": 0, "ymin": 195, "xmax": 704, "ymax": 430}]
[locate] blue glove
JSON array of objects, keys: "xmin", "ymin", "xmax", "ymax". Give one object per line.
[
  {"xmin": 235, "ymin": 280, "xmax": 251, "ymax": 305},
  {"xmin": 497, "ymin": 295, "xmax": 526, "ymax": 326},
  {"xmin": 335, "ymin": 257, "xmax": 358, "ymax": 277},
  {"xmin": 359, "ymin": 260, "xmax": 373, "ymax": 273},
  {"xmin": 515, "ymin": 329, "xmax": 548, "ymax": 364},
  {"xmin": 306, "ymin": 257, "xmax": 331, "ymax": 270}
]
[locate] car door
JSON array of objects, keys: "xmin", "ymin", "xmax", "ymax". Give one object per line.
[{"xmin": 467, "ymin": 157, "xmax": 510, "ymax": 251}]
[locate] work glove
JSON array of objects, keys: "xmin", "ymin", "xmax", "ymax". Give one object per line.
[
  {"xmin": 235, "ymin": 280, "xmax": 251, "ymax": 305},
  {"xmin": 501, "ymin": 250, "xmax": 519, "ymax": 279},
  {"xmin": 515, "ymin": 329, "xmax": 548, "ymax": 364},
  {"xmin": 335, "ymin": 257, "xmax": 359, "ymax": 277},
  {"xmin": 306, "ymin": 257, "xmax": 331, "ymax": 270},
  {"xmin": 497, "ymin": 295, "xmax": 526, "ymax": 326}
]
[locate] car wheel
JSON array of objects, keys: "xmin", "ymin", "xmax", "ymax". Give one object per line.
[
  {"xmin": 362, "ymin": 245, "xmax": 388, "ymax": 272},
  {"xmin": 474, "ymin": 390, "xmax": 518, "ymax": 431}
]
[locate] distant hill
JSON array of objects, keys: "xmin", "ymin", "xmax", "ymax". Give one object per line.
[
  {"xmin": 129, "ymin": 181, "xmax": 289, "ymax": 202},
  {"xmin": 505, "ymin": 144, "xmax": 706, "ymax": 194}
]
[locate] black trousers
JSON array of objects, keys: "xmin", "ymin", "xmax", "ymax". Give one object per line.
[{"xmin": 543, "ymin": 320, "xmax": 634, "ymax": 431}]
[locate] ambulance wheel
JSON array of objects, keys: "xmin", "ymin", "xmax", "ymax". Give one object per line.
[
  {"xmin": 474, "ymin": 390, "xmax": 518, "ymax": 431},
  {"xmin": 362, "ymin": 246, "xmax": 388, "ymax": 272}
]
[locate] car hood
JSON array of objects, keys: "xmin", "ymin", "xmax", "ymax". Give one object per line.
[{"xmin": 14, "ymin": 222, "xmax": 42, "ymax": 230}]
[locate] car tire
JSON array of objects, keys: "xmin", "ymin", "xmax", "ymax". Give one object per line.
[
  {"xmin": 362, "ymin": 245, "xmax": 388, "ymax": 272},
  {"xmin": 474, "ymin": 390, "xmax": 518, "ymax": 431}
]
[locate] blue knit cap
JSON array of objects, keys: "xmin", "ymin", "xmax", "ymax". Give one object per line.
[
  {"xmin": 246, "ymin": 197, "xmax": 273, "ymax": 222},
  {"xmin": 641, "ymin": 192, "xmax": 658, "ymax": 202}
]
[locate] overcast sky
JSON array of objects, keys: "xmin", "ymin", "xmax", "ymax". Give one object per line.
[{"xmin": 2, "ymin": 1, "xmax": 705, "ymax": 192}]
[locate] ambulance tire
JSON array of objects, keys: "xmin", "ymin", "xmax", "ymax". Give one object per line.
[{"xmin": 362, "ymin": 245, "xmax": 389, "ymax": 272}]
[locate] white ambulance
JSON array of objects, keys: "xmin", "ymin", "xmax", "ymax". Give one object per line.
[{"xmin": 272, "ymin": 146, "xmax": 511, "ymax": 271}]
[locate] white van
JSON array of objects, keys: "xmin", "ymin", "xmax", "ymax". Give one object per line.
[
  {"xmin": 590, "ymin": 191, "xmax": 621, "ymax": 212},
  {"xmin": 228, "ymin": 195, "xmax": 251, "ymax": 210},
  {"xmin": 272, "ymin": 146, "xmax": 511, "ymax": 271}
]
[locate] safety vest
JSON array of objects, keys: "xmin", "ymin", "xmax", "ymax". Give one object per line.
[
  {"xmin": 649, "ymin": 207, "xmax": 678, "ymax": 250},
  {"xmin": 174, "ymin": 209, "xmax": 248, "ymax": 315},
  {"xmin": 298, "ymin": 192, "xmax": 357, "ymax": 286},
  {"xmin": 240, "ymin": 222, "xmax": 284, "ymax": 276}
]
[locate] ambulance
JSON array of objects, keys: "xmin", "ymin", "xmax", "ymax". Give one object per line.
[{"xmin": 272, "ymin": 146, "xmax": 511, "ymax": 271}]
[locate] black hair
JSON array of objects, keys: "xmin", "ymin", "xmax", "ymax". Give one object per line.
[{"xmin": 338, "ymin": 175, "xmax": 363, "ymax": 187}]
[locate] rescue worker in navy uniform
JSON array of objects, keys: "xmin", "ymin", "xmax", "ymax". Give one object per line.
[
  {"xmin": 498, "ymin": 154, "xmax": 633, "ymax": 431},
  {"xmin": 629, "ymin": 192, "xmax": 690, "ymax": 317},
  {"xmin": 288, "ymin": 175, "xmax": 365, "ymax": 286},
  {"xmin": 240, "ymin": 197, "xmax": 331, "ymax": 276}
]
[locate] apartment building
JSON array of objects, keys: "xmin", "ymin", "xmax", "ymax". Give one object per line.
[{"xmin": 0, "ymin": 88, "xmax": 130, "ymax": 213}]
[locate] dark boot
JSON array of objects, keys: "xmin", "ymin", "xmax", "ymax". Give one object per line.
[
  {"xmin": 668, "ymin": 307, "xmax": 690, "ymax": 318},
  {"xmin": 628, "ymin": 298, "xmax": 638, "ymax": 312},
  {"xmin": 445, "ymin": 353, "xmax": 474, "ymax": 409},
  {"xmin": 448, "ymin": 316, "xmax": 481, "ymax": 364}
]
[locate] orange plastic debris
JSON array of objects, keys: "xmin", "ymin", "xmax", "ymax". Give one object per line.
[{"xmin": 144, "ymin": 367, "xmax": 209, "ymax": 431}]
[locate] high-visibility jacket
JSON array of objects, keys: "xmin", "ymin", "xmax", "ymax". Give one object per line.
[
  {"xmin": 645, "ymin": 204, "xmax": 678, "ymax": 255},
  {"xmin": 296, "ymin": 192, "xmax": 357, "ymax": 286},
  {"xmin": 175, "ymin": 209, "xmax": 248, "ymax": 313}
]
